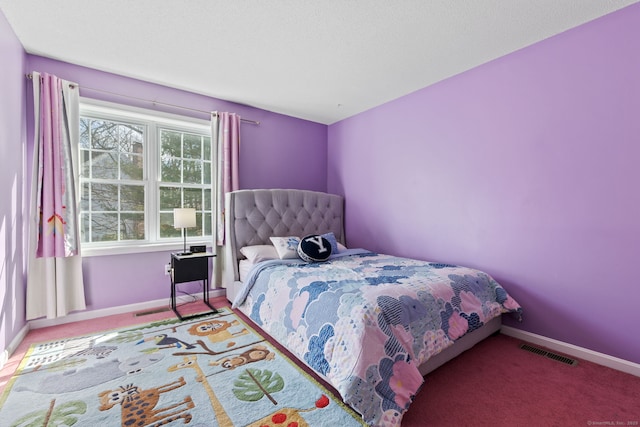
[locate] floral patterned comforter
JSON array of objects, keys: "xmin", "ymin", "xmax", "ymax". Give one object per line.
[{"xmin": 233, "ymin": 250, "xmax": 522, "ymax": 426}]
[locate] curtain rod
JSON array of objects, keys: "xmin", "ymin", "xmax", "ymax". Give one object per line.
[{"xmin": 25, "ymin": 73, "xmax": 260, "ymax": 125}]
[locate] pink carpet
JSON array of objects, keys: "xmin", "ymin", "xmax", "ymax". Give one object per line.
[
  {"xmin": 2, "ymin": 298, "xmax": 639, "ymax": 426},
  {"xmin": 404, "ymin": 334, "xmax": 639, "ymax": 426}
]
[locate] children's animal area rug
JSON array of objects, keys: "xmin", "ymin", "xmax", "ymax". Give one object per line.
[{"xmin": 0, "ymin": 307, "xmax": 364, "ymax": 426}]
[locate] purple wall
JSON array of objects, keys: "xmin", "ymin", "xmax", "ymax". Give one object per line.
[
  {"xmin": 22, "ymin": 56, "xmax": 327, "ymax": 311},
  {"xmin": 0, "ymin": 11, "xmax": 27, "ymax": 356},
  {"xmin": 328, "ymin": 4, "xmax": 640, "ymax": 364}
]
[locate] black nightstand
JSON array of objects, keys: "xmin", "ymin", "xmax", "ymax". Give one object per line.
[{"xmin": 170, "ymin": 252, "xmax": 218, "ymax": 320}]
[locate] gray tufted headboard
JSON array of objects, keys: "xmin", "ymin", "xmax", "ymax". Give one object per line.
[{"xmin": 222, "ymin": 189, "xmax": 345, "ymax": 292}]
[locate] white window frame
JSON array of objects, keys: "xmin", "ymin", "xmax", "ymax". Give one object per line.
[{"xmin": 79, "ymin": 98, "xmax": 213, "ymax": 257}]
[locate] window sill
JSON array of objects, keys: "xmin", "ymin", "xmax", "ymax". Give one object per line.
[{"xmin": 82, "ymin": 241, "xmax": 212, "ymax": 257}]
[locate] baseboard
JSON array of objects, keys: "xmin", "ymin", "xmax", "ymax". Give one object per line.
[
  {"xmin": 28, "ymin": 288, "xmax": 226, "ymax": 330},
  {"xmin": 501, "ymin": 326, "xmax": 640, "ymax": 377},
  {"xmin": 0, "ymin": 323, "xmax": 31, "ymax": 371}
]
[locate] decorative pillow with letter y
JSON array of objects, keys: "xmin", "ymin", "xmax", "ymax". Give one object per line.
[{"xmin": 297, "ymin": 235, "xmax": 332, "ymax": 262}]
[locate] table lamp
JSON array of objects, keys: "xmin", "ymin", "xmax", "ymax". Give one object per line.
[{"xmin": 174, "ymin": 208, "xmax": 196, "ymax": 255}]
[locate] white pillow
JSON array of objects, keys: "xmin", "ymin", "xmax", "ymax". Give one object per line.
[
  {"xmin": 269, "ymin": 236, "xmax": 301, "ymax": 259},
  {"xmin": 337, "ymin": 242, "xmax": 348, "ymax": 252},
  {"xmin": 239, "ymin": 245, "xmax": 279, "ymax": 263}
]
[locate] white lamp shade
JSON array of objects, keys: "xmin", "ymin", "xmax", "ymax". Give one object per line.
[{"xmin": 173, "ymin": 208, "xmax": 196, "ymax": 228}]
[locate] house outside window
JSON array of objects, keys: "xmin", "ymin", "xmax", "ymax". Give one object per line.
[{"xmin": 79, "ymin": 100, "xmax": 212, "ymax": 255}]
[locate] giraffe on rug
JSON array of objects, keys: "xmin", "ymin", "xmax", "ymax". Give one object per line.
[
  {"xmin": 98, "ymin": 376, "xmax": 194, "ymax": 426},
  {"xmin": 168, "ymin": 356, "xmax": 233, "ymax": 426}
]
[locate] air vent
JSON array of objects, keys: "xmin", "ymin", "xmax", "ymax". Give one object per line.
[
  {"xmin": 520, "ymin": 343, "xmax": 578, "ymax": 366},
  {"xmin": 134, "ymin": 307, "xmax": 171, "ymax": 317}
]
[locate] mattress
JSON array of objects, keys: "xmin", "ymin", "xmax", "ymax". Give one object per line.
[{"xmin": 238, "ymin": 259, "xmax": 253, "ymax": 283}]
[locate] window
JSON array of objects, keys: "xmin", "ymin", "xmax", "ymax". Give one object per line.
[
  {"xmin": 79, "ymin": 100, "xmax": 212, "ymax": 255},
  {"xmin": 158, "ymin": 128, "xmax": 212, "ymax": 239}
]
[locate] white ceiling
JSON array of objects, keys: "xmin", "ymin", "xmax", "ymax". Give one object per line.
[{"xmin": 1, "ymin": 1, "xmax": 638, "ymax": 124}]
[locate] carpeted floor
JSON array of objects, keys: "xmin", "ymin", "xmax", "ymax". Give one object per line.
[
  {"xmin": 403, "ymin": 333, "xmax": 640, "ymax": 426},
  {"xmin": 2, "ymin": 297, "xmax": 639, "ymax": 426}
]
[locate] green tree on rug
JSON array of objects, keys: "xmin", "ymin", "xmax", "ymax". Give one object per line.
[
  {"xmin": 106, "ymin": 329, "xmax": 144, "ymax": 344},
  {"xmin": 234, "ymin": 368, "xmax": 285, "ymax": 404},
  {"xmin": 10, "ymin": 399, "xmax": 87, "ymax": 427}
]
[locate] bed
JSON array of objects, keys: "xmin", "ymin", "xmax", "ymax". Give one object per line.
[{"xmin": 222, "ymin": 189, "xmax": 521, "ymax": 426}]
